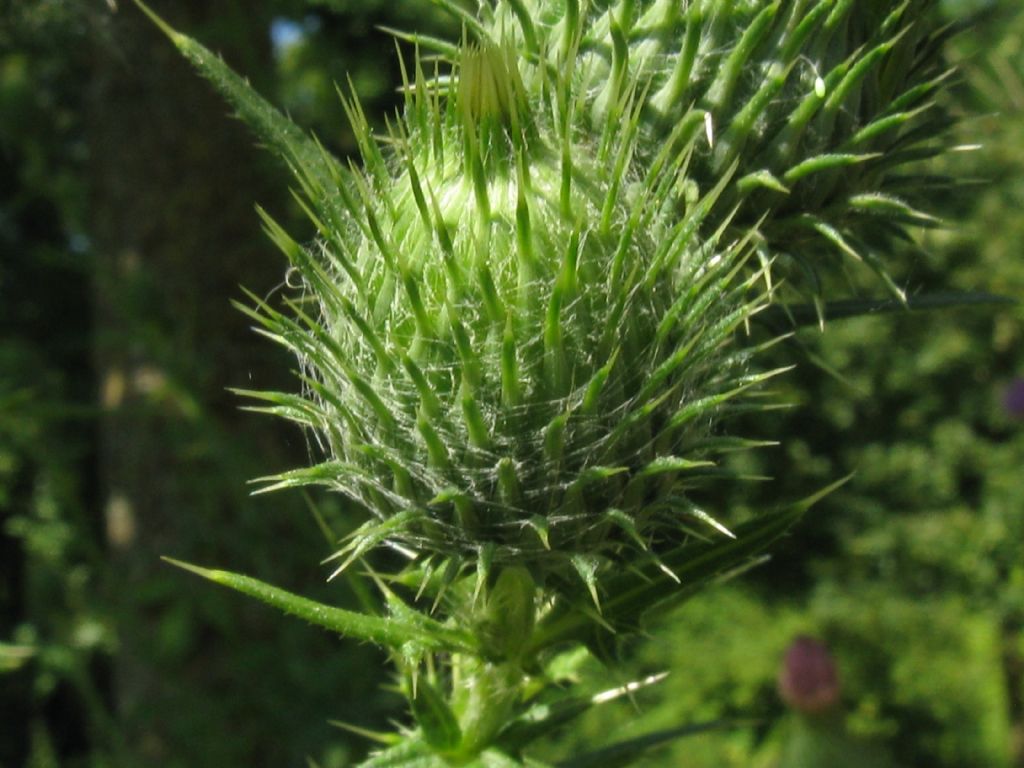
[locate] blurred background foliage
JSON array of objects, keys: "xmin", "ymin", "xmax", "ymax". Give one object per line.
[{"xmin": 0, "ymin": 0, "xmax": 1021, "ymax": 766}]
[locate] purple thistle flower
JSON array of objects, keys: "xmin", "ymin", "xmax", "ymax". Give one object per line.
[
  {"xmin": 778, "ymin": 635, "xmax": 841, "ymax": 715},
  {"xmin": 1002, "ymin": 378, "xmax": 1024, "ymax": 419}
]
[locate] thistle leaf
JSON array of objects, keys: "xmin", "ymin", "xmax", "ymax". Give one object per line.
[
  {"xmin": 130, "ymin": 0, "xmax": 345, "ymax": 198},
  {"xmin": 161, "ymin": 558, "xmax": 474, "ymax": 653},
  {"xmin": 328, "ymin": 720, "xmax": 403, "ymax": 747},
  {"xmin": 758, "ymin": 292, "xmax": 1016, "ymax": 329},
  {"xmin": 527, "ymin": 476, "xmax": 851, "ymax": 653}
]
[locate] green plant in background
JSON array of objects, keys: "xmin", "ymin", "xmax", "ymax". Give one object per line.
[
  {"xmin": 0, "ymin": 5, "xmax": 119, "ymax": 764},
  {"xmin": 133, "ymin": 0, "xmax": 977, "ymax": 764}
]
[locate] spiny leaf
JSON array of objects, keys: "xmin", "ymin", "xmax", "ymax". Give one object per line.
[
  {"xmin": 324, "ymin": 511, "xmax": 424, "ymax": 581},
  {"xmin": 758, "ymin": 291, "xmax": 1016, "ymax": 329},
  {"xmin": 527, "ymin": 476, "xmax": 851, "ymax": 653},
  {"xmin": 704, "ymin": 1, "xmax": 779, "ymax": 113},
  {"xmin": 603, "ymin": 509, "xmax": 646, "ymax": 551},
  {"xmin": 131, "ymin": 0, "xmax": 345, "ymax": 198},
  {"xmin": 251, "ymin": 461, "xmax": 379, "ymax": 497},
  {"xmin": 527, "ymin": 516, "xmax": 551, "ymax": 550},
  {"xmin": 620, "ymin": 475, "xmax": 851, "ymax": 618},
  {"xmin": 328, "ymin": 720, "xmax": 402, "ymax": 747},
  {"xmin": 666, "ymin": 367, "xmax": 793, "ymax": 432},
  {"xmin": 677, "ymin": 500, "xmax": 736, "ymax": 540},
  {"xmin": 848, "ymin": 192, "xmax": 943, "ymax": 226},
  {"xmin": 232, "ymin": 388, "xmax": 327, "ymax": 428},
  {"xmin": 378, "ymin": 26, "xmax": 460, "ymax": 61},
  {"xmin": 161, "ymin": 558, "xmax": 475, "ymax": 653}
]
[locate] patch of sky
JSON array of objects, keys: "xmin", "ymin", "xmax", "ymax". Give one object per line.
[
  {"xmin": 270, "ymin": 16, "xmax": 322, "ymax": 57},
  {"xmin": 69, "ymin": 232, "xmax": 90, "ymax": 254}
]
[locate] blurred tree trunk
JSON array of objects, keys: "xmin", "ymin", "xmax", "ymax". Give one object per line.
[{"xmin": 86, "ymin": 2, "xmax": 292, "ymax": 763}]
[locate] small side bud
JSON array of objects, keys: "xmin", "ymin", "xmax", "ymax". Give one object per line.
[{"xmin": 477, "ymin": 566, "xmax": 535, "ymax": 660}]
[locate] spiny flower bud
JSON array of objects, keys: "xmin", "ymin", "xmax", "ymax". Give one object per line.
[
  {"xmin": 215, "ymin": 0, "xmax": 956, "ymax": 604},
  {"xmin": 247, "ymin": 29, "xmax": 769, "ymax": 602}
]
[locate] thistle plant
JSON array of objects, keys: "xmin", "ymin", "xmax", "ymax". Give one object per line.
[{"xmin": 134, "ymin": 1, "xmax": 963, "ymax": 765}]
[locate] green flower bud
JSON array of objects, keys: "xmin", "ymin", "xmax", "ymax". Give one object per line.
[
  {"xmin": 254, "ymin": 31, "xmax": 764, "ymax": 602},
  {"xmin": 217, "ymin": 0, "xmax": 954, "ymax": 602}
]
